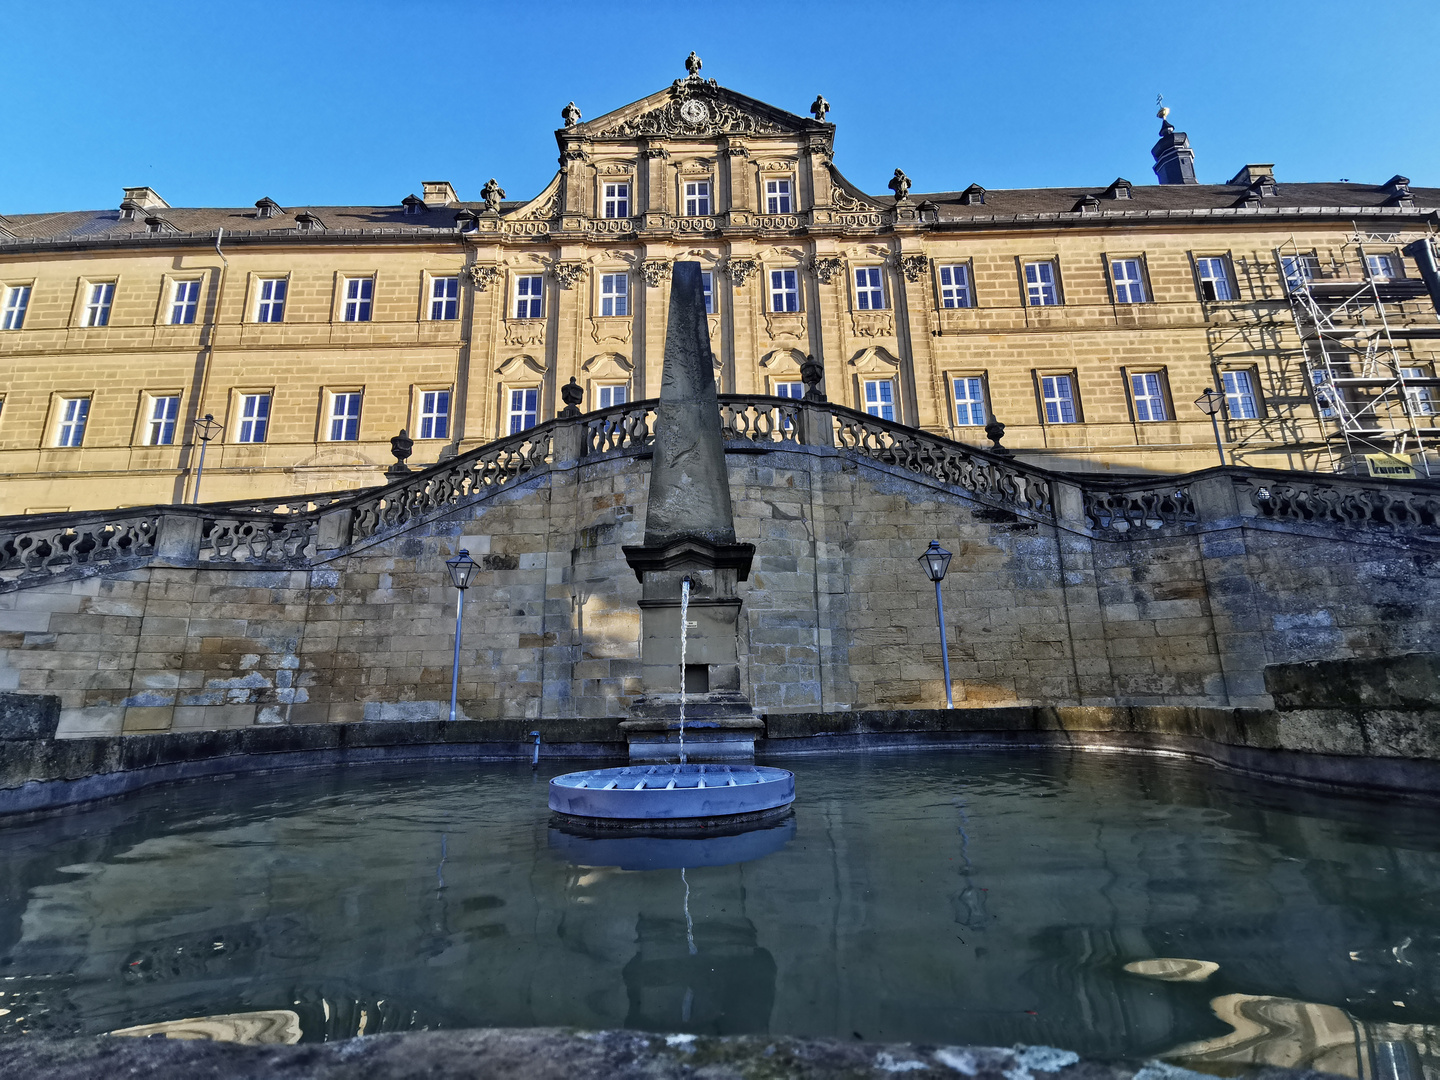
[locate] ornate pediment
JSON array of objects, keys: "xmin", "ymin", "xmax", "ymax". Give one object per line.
[{"xmin": 577, "ymin": 78, "xmax": 818, "ymax": 141}]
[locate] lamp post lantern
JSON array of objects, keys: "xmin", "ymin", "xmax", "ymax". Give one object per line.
[
  {"xmin": 1193, "ymin": 388, "xmax": 1227, "ymax": 467},
  {"xmin": 918, "ymin": 541, "xmax": 955, "ymax": 709},
  {"xmin": 191, "ymin": 413, "xmax": 223, "ymax": 504},
  {"xmin": 445, "ymin": 548, "xmax": 479, "ymax": 723}
]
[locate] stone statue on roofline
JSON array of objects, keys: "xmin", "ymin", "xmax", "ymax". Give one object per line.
[
  {"xmin": 889, "ymin": 169, "xmax": 912, "ymax": 203},
  {"xmin": 480, "ymin": 178, "xmax": 505, "ymax": 214},
  {"xmin": 810, "ymin": 94, "xmax": 830, "ymax": 122},
  {"xmin": 685, "ymin": 51, "xmax": 703, "ymax": 78},
  {"xmin": 561, "ymin": 101, "xmax": 581, "ymax": 128}
]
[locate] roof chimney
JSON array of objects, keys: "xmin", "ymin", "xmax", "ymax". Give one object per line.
[
  {"xmin": 422, "ymin": 180, "xmax": 458, "ymax": 207},
  {"xmin": 121, "ymin": 186, "xmax": 169, "ymax": 211},
  {"xmin": 1228, "ymin": 164, "xmax": 1275, "ymax": 187},
  {"xmin": 1150, "ymin": 112, "xmax": 1197, "ymax": 185}
]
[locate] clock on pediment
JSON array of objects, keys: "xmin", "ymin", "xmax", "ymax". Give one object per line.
[{"xmin": 680, "ymin": 98, "xmax": 710, "ymax": 126}]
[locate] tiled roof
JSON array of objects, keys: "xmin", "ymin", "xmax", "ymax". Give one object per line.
[{"xmin": 919, "ymin": 182, "xmax": 1440, "ymax": 218}]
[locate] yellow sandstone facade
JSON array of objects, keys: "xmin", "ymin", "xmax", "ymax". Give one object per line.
[{"xmin": 1, "ymin": 60, "xmax": 1437, "ymax": 515}]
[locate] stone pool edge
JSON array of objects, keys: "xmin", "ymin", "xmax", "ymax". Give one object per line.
[
  {"xmin": 3, "ymin": 702, "xmax": 1440, "ymax": 816},
  {"xmin": 0, "ymin": 1026, "xmax": 1333, "ymax": 1080}
]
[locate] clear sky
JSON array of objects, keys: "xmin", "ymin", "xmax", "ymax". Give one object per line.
[{"xmin": 2, "ymin": 0, "xmax": 1436, "ymax": 214}]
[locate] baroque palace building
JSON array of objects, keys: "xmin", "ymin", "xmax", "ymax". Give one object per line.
[{"xmin": 1, "ymin": 55, "xmax": 1438, "ymax": 515}]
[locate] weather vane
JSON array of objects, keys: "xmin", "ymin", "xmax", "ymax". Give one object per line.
[{"xmin": 1156, "ymin": 93, "xmax": 1169, "ymax": 121}]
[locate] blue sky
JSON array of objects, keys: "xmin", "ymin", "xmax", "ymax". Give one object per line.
[{"xmin": 3, "ymin": 0, "xmax": 1436, "ymax": 214}]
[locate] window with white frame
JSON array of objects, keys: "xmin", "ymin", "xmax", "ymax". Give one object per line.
[
  {"xmin": 1023, "ymin": 261, "xmax": 1058, "ymax": 306},
  {"xmin": 596, "ymin": 384, "xmax": 628, "ymax": 409},
  {"xmin": 937, "ymin": 265, "xmax": 972, "ymax": 308},
  {"xmin": 1041, "ymin": 375, "xmax": 1077, "ymax": 423},
  {"xmin": 1402, "ymin": 367, "xmax": 1435, "ymax": 416},
  {"xmin": 419, "ymin": 389, "xmax": 450, "ymax": 439},
  {"xmin": 1129, "ymin": 372, "xmax": 1167, "ymax": 421},
  {"xmin": 701, "ymin": 271, "xmax": 714, "ymax": 314},
  {"xmin": 952, "ymin": 376, "xmax": 986, "ymax": 426},
  {"xmin": 1195, "ymin": 256, "xmax": 1234, "ymax": 301},
  {"xmin": 773, "ymin": 381, "xmax": 804, "ymax": 399},
  {"xmin": 429, "ymin": 276, "xmax": 459, "ymax": 320},
  {"xmin": 684, "ymin": 180, "xmax": 710, "ymax": 216},
  {"xmin": 169, "ymin": 280, "xmax": 201, "ymax": 325},
  {"xmin": 769, "ymin": 268, "xmax": 799, "ymax": 312},
  {"xmin": 1110, "ymin": 259, "xmax": 1147, "ymax": 304},
  {"xmin": 599, "ymin": 273, "xmax": 629, "ymax": 317},
  {"xmin": 2, "ymin": 284, "xmax": 30, "ymax": 330},
  {"xmin": 55, "ymin": 397, "xmax": 90, "ymax": 447},
  {"xmin": 1280, "ymin": 254, "xmax": 1319, "ymax": 289},
  {"xmin": 507, "ymin": 387, "xmax": 538, "ymax": 433},
  {"xmin": 82, "ymin": 282, "xmax": 115, "ymax": 326},
  {"xmin": 328, "ymin": 392, "xmax": 362, "ymax": 441},
  {"xmin": 514, "ymin": 275, "xmax": 543, "ymax": 319},
  {"xmin": 602, "ymin": 182, "xmax": 629, "ymax": 219},
  {"xmin": 237, "ymin": 393, "xmax": 270, "ymax": 442},
  {"xmin": 1223, "ymin": 369, "xmax": 1260, "ymax": 419},
  {"xmin": 854, "ymin": 266, "xmax": 886, "ymax": 310},
  {"xmin": 146, "ymin": 395, "xmax": 180, "ymax": 445},
  {"xmin": 1368, "ymin": 254, "xmax": 1402, "ymax": 281},
  {"xmin": 255, "ymin": 278, "xmax": 287, "ymax": 322},
  {"xmin": 342, "ymin": 278, "xmax": 373, "ymax": 322},
  {"xmin": 765, "ymin": 178, "xmax": 793, "ymax": 214},
  {"xmin": 863, "ymin": 379, "xmax": 895, "ymax": 421},
  {"xmin": 1311, "ymin": 368, "xmax": 1337, "ymax": 419}
]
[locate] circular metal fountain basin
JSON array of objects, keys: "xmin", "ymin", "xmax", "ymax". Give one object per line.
[{"xmin": 549, "ymin": 763, "xmax": 794, "ymax": 827}]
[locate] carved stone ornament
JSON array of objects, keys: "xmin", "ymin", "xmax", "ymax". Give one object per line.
[
  {"xmin": 888, "ymin": 169, "xmax": 912, "ymax": 202},
  {"xmin": 562, "ymin": 101, "xmax": 582, "ymax": 128},
  {"xmin": 551, "ymin": 263, "xmax": 585, "ymax": 289},
  {"xmin": 723, "ymin": 257, "xmax": 758, "ymax": 287},
  {"xmin": 899, "ymin": 254, "xmax": 928, "ymax": 283},
  {"xmin": 850, "ymin": 310, "xmax": 894, "ymax": 338},
  {"xmin": 481, "ymin": 178, "xmax": 506, "ymax": 213},
  {"xmin": 812, "ymin": 256, "xmax": 843, "ymax": 284},
  {"xmin": 387, "ymin": 428, "xmax": 413, "ymax": 478},
  {"xmin": 800, "ymin": 355, "xmax": 827, "ymax": 402},
  {"xmin": 561, "ymin": 147, "xmax": 589, "ymax": 163},
  {"xmin": 685, "ymin": 51, "xmax": 703, "ymax": 78},
  {"xmin": 595, "ymin": 83, "xmax": 785, "ymax": 139},
  {"xmin": 559, "ymin": 376, "xmax": 584, "ymax": 417},
  {"xmin": 810, "ymin": 94, "xmax": 830, "ymax": 122},
  {"xmin": 504, "ymin": 321, "xmax": 545, "ymax": 347},
  {"xmin": 467, "ymin": 264, "xmax": 502, "ymax": 291},
  {"xmin": 640, "ymin": 260, "xmax": 673, "ymax": 288}
]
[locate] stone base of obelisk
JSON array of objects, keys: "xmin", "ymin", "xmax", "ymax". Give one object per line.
[{"xmin": 620, "ymin": 712, "xmax": 765, "ymax": 763}]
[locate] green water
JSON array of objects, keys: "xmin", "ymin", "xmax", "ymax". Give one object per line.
[{"xmin": 1, "ymin": 750, "xmax": 1437, "ymax": 1067}]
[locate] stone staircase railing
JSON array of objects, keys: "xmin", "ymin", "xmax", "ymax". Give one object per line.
[{"xmin": 1, "ymin": 396, "xmax": 1437, "ymax": 592}]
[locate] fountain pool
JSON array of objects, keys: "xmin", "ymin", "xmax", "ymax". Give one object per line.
[{"xmin": 1, "ymin": 749, "xmax": 1438, "ymax": 1074}]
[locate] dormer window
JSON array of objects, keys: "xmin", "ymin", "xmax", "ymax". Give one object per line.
[
  {"xmin": 1075, "ymin": 194, "xmax": 1101, "ymax": 213},
  {"xmin": 118, "ymin": 199, "xmax": 143, "ymax": 222},
  {"xmin": 960, "ymin": 184, "xmax": 986, "ymax": 206},
  {"xmin": 454, "ymin": 209, "xmax": 478, "ymax": 231},
  {"xmin": 144, "ymin": 215, "xmax": 172, "ymax": 235},
  {"xmin": 255, "ymin": 197, "xmax": 283, "ymax": 219},
  {"xmin": 295, "ymin": 212, "xmax": 325, "ymax": 231},
  {"xmin": 602, "ymin": 182, "xmax": 629, "ymax": 219},
  {"xmin": 402, "ymin": 195, "xmax": 425, "ymax": 216},
  {"xmin": 1106, "ymin": 178, "xmax": 1133, "ymax": 200},
  {"xmin": 1384, "ymin": 175, "xmax": 1415, "ymax": 207}
]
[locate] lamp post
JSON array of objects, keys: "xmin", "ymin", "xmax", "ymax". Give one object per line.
[
  {"xmin": 1193, "ymin": 388, "xmax": 1227, "ymax": 467},
  {"xmin": 191, "ymin": 413, "xmax": 222, "ymax": 504},
  {"xmin": 445, "ymin": 549, "xmax": 479, "ymax": 723},
  {"xmin": 918, "ymin": 541, "xmax": 954, "ymax": 709}
]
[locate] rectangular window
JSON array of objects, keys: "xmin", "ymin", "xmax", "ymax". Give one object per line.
[
  {"xmin": 938, "ymin": 265, "xmax": 972, "ymax": 308},
  {"xmin": 770, "ymin": 268, "xmax": 799, "ymax": 312},
  {"xmin": 514, "ymin": 275, "xmax": 543, "ymax": 319},
  {"xmin": 854, "ymin": 266, "xmax": 886, "ymax": 310},
  {"xmin": 1024, "ymin": 262, "xmax": 1058, "ymax": 306},
  {"xmin": 329, "ymin": 392, "xmax": 362, "ymax": 441},
  {"xmin": 2, "ymin": 285, "xmax": 30, "ymax": 330},
  {"xmin": 1368, "ymin": 254, "xmax": 1401, "ymax": 281},
  {"xmin": 596, "ymin": 384, "xmax": 628, "ymax": 409},
  {"xmin": 508, "ymin": 387, "xmax": 538, "ymax": 434},
  {"xmin": 1195, "ymin": 256, "xmax": 1234, "ymax": 301},
  {"xmin": 237, "ymin": 394, "xmax": 270, "ymax": 443},
  {"xmin": 1110, "ymin": 259, "xmax": 1147, "ymax": 304},
  {"xmin": 146, "ymin": 395, "xmax": 180, "ymax": 445},
  {"xmin": 602, "ymin": 182, "xmax": 629, "ymax": 218},
  {"xmin": 83, "ymin": 282, "xmax": 115, "ymax": 326},
  {"xmin": 1402, "ymin": 367, "xmax": 1435, "ymax": 417},
  {"xmin": 1129, "ymin": 373, "xmax": 1167, "ymax": 422},
  {"xmin": 952, "ymin": 377, "xmax": 986, "ymax": 426},
  {"xmin": 773, "ymin": 381, "xmax": 804, "ymax": 399},
  {"xmin": 1223, "ymin": 369, "xmax": 1260, "ymax": 419},
  {"xmin": 863, "ymin": 379, "xmax": 895, "ymax": 421},
  {"xmin": 701, "ymin": 271, "xmax": 714, "ymax": 314},
  {"xmin": 342, "ymin": 278, "xmax": 373, "ymax": 322},
  {"xmin": 419, "ymin": 389, "xmax": 451, "ymax": 439},
  {"xmin": 684, "ymin": 180, "xmax": 711, "ymax": 216},
  {"xmin": 599, "ymin": 273, "xmax": 629, "ymax": 317},
  {"xmin": 255, "ymin": 278, "xmax": 287, "ymax": 322},
  {"xmin": 429, "ymin": 276, "xmax": 459, "ymax": 320},
  {"xmin": 56, "ymin": 397, "xmax": 90, "ymax": 447},
  {"xmin": 1041, "ymin": 375, "xmax": 1077, "ymax": 423},
  {"xmin": 1281, "ymin": 254, "xmax": 1319, "ymax": 289},
  {"xmin": 765, "ymin": 178, "xmax": 793, "ymax": 214},
  {"xmin": 169, "ymin": 280, "xmax": 201, "ymax": 324}
]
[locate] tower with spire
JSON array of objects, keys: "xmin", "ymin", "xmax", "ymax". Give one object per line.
[{"xmin": 1151, "ymin": 103, "xmax": 1198, "ymax": 185}]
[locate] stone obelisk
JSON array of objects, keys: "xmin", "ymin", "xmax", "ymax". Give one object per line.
[{"xmin": 621, "ymin": 262, "xmax": 761, "ymax": 760}]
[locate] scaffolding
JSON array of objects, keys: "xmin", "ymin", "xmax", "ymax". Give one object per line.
[{"xmin": 1281, "ymin": 231, "xmax": 1440, "ymax": 478}]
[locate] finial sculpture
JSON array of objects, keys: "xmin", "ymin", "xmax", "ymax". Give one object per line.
[
  {"xmin": 387, "ymin": 428, "xmax": 414, "ymax": 479},
  {"xmin": 889, "ymin": 168, "xmax": 912, "ymax": 202},
  {"xmin": 480, "ymin": 178, "xmax": 505, "ymax": 214},
  {"xmin": 561, "ymin": 101, "xmax": 582, "ymax": 128},
  {"xmin": 809, "ymin": 94, "xmax": 830, "ymax": 122},
  {"xmin": 560, "ymin": 376, "xmax": 584, "ymax": 418},
  {"xmin": 800, "ymin": 355, "xmax": 826, "ymax": 402},
  {"xmin": 685, "ymin": 51, "xmax": 703, "ymax": 78},
  {"xmin": 984, "ymin": 420, "xmax": 1011, "ymax": 457}
]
